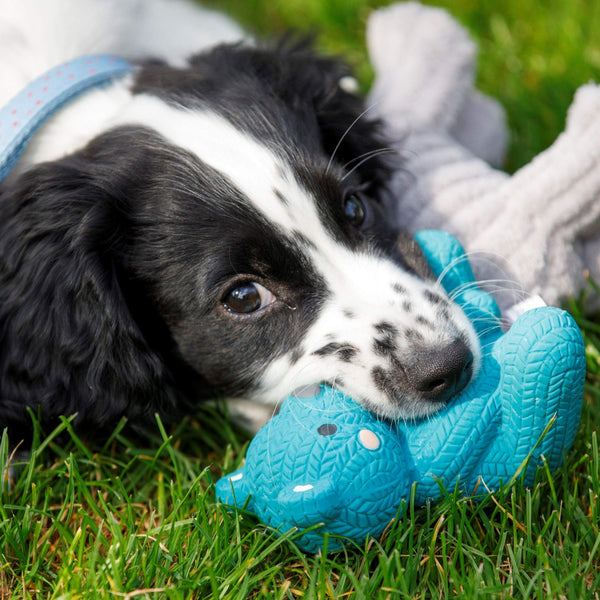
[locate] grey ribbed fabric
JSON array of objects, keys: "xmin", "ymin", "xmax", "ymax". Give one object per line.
[{"xmin": 367, "ymin": 2, "xmax": 600, "ymax": 311}]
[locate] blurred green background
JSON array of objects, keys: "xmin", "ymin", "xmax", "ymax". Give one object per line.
[{"xmin": 202, "ymin": 0, "xmax": 600, "ymax": 172}]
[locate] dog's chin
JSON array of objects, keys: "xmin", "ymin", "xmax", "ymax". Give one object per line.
[
  {"xmin": 330, "ymin": 370, "xmax": 478, "ymax": 423},
  {"xmin": 345, "ymin": 391, "xmax": 451, "ymax": 423}
]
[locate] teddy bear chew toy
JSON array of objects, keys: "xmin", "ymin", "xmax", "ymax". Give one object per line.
[{"xmin": 216, "ymin": 230, "xmax": 585, "ymax": 553}]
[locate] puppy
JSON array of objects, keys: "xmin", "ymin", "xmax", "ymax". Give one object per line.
[{"xmin": 0, "ymin": 0, "xmax": 479, "ymax": 444}]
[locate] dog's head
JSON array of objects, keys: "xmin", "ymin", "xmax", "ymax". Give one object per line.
[{"xmin": 0, "ymin": 40, "xmax": 479, "ymax": 436}]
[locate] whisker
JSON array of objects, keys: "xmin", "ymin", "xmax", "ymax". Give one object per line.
[
  {"xmin": 435, "ymin": 250, "xmax": 527, "ymax": 307},
  {"xmin": 325, "ymin": 102, "xmax": 379, "ymax": 175},
  {"xmin": 434, "ymin": 253, "xmax": 472, "ymax": 288},
  {"xmin": 340, "ymin": 147, "xmax": 396, "ymax": 172},
  {"xmin": 341, "ymin": 149, "xmax": 397, "ymax": 182},
  {"xmin": 447, "ymin": 278, "xmax": 525, "ymax": 302}
]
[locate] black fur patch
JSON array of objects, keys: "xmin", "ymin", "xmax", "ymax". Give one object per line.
[
  {"xmin": 0, "ymin": 126, "xmax": 329, "ymax": 441},
  {"xmin": 373, "ymin": 322, "xmax": 398, "ymax": 358},
  {"xmin": 289, "ymin": 346, "xmax": 304, "ymax": 365},
  {"xmin": 312, "ymin": 342, "xmax": 358, "ymax": 362},
  {"xmin": 416, "ymin": 316, "xmax": 435, "ymax": 329},
  {"xmin": 273, "ymin": 188, "xmax": 289, "ymax": 206},
  {"xmin": 405, "ymin": 328, "xmax": 425, "ymax": 342},
  {"xmin": 374, "ymin": 322, "xmax": 399, "ymax": 336},
  {"xmin": 373, "ymin": 337, "xmax": 397, "ymax": 358},
  {"xmin": 424, "ymin": 290, "xmax": 444, "ymax": 305},
  {"xmin": 371, "ymin": 366, "xmax": 390, "ymax": 393}
]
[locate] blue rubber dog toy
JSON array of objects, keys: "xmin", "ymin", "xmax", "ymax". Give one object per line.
[{"xmin": 216, "ymin": 230, "xmax": 585, "ymax": 552}]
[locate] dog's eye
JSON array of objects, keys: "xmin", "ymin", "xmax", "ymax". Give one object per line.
[
  {"xmin": 344, "ymin": 193, "xmax": 366, "ymax": 227},
  {"xmin": 222, "ymin": 282, "xmax": 275, "ymax": 314}
]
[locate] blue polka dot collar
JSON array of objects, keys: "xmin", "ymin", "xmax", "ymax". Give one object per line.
[{"xmin": 0, "ymin": 54, "xmax": 133, "ymax": 182}]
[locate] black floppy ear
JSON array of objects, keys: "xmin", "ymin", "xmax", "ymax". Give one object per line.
[
  {"xmin": 0, "ymin": 149, "xmax": 194, "ymax": 443},
  {"xmin": 183, "ymin": 38, "xmax": 394, "ymax": 193},
  {"xmin": 267, "ymin": 38, "xmax": 395, "ymax": 192}
]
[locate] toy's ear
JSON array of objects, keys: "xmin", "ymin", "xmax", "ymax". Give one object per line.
[
  {"xmin": 415, "ymin": 230, "xmax": 476, "ymax": 288},
  {"xmin": 415, "ymin": 230, "xmax": 501, "ymax": 335},
  {"xmin": 276, "ymin": 476, "xmax": 340, "ymax": 529},
  {"xmin": 215, "ymin": 468, "xmax": 252, "ymax": 509}
]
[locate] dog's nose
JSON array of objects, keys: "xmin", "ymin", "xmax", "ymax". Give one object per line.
[{"xmin": 405, "ymin": 338, "xmax": 473, "ymax": 402}]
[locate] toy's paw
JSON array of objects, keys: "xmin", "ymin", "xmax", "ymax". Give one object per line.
[
  {"xmin": 477, "ymin": 307, "xmax": 586, "ymax": 487},
  {"xmin": 402, "ymin": 304, "xmax": 584, "ymax": 499},
  {"xmin": 403, "ymin": 231, "xmax": 584, "ymax": 497},
  {"xmin": 367, "ymin": 2, "xmax": 475, "ymax": 131},
  {"xmin": 215, "ymin": 468, "xmax": 250, "ymax": 509},
  {"xmin": 566, "ymin": 83, "xmax": 600, "ymax": 136}
]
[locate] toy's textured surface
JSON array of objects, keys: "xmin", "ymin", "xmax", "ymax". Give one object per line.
[{"xmin": 216, "ymin": 231, "xmax": 585, "ymax": 553}]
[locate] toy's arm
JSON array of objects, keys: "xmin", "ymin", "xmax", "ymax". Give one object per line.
[{"xmin": 480, "ymin": 307, "xmax": 586, "ymax": 488}]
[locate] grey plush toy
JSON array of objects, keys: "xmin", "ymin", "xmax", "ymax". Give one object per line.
[{"xmin": 367, "ymin": 2, "xmax": 600, "ymax": 312}]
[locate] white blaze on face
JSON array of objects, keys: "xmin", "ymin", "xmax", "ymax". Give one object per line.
[
  {"xmin": 106, "ymin": 95, "xmax": 333, "ymax": 243},
  {"xmin": 256, "ymin": 229, "xmax": 480, "ymax": 414}
]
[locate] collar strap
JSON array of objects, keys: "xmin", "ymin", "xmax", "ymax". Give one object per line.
[{"xmin": 0, "ymin": 54, "xmax": 133, "ymax": 181}]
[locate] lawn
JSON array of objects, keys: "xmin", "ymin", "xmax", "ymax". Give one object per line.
[{"xmin": 2, "ymin": 1, "xmax": 600, "ymax": 598}]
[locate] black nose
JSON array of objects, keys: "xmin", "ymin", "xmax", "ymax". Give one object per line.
[{"xmin": 404, "ymin": 338, "xmax": 473, "ymax": 402}]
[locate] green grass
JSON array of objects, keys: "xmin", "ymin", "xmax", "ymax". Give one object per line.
[{"xmin": 2, "ymin": 1, "xmax": 600, "ymax": 598}]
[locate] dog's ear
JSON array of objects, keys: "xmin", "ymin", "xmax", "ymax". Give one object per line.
[
  {"xmin": 269, "ymin": 38, "xmax": 395, "ymax": 191},
  {"xmin": 182, "ymin": 39, "xmax": 394, "ymax": 193},
  {"xmin": 0, "ymin": 142, "xmax": 200, "ymax": 441}
]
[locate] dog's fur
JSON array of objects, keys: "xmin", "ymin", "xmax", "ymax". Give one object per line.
[{"xmin": 0, "ymin": 0, "xmax": 480, "ymax": 443}]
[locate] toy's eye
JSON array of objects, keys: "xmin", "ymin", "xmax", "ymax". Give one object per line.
[{"xmin": 318, "ymin": 424, "xmax": 337, "ymax": 436}]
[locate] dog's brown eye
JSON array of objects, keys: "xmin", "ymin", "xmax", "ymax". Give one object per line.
[
  {"xmin": 222, "ymin": 282, "xmax": 275, "ymax": 314},
  {"xmin": 344, "ymin": 194, "xmax": 365, "ymax": 227}
]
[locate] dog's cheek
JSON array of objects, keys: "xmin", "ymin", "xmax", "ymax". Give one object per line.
[{"xmin": 170, "ymin": 303, "xmax": 316, "ymax": 396}]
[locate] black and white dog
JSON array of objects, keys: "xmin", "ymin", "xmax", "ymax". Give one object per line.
[{"xmin": 0, "ymin": 0, "xmax": 479, "ymax": 444}]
